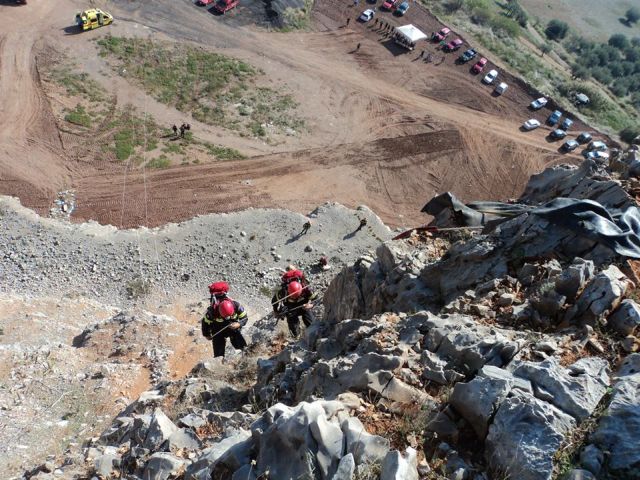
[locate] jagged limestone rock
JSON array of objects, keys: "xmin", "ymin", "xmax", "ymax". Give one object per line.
[
  {"xmin": 380, "ymin": 447, "xmax": 419, "ymax": 480},
  {"xmin": 608, "ymin": 299, "xmax": 640, "ymax": 336},
  {"xmin": 554, "ymin": 258, "xmax": 595, "ymax": 302},
  {"xmin": 565, "ymin": 265, "xmax": 630, "ymax": 326},
  {"xmin": 144, "ymin": 409, "xmax": 179, "ymax": 451},
  {"xmin": 185, "ymin": 429, "xmax": 251, "ymax": 480},
  {"xmin": 486, "ymin": 393, "xmax": 576, "ymax": 480},
  {"xmin": 450, "ymin": 375, "xmax": 510, "ymax": 438},
  {"xmin": 590, "ymin": 354, "xmax": 640, "ymax": 478},
  {"xmin": 143, "ymin": 453, "xmax": 186, "ymax": 480},
  {"xmin": 513, "ymin": 357, "xmax": 610, "ymax": 421}
]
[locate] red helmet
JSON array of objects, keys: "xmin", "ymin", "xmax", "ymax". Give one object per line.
[
  {"xmin": 287, "ymin": 281, "xmax": 303, "ymax": 298},
  {"xmin": 217, "ymin": 300, "xmax": 235, "ymax": 319},
  {"xmin": 209, "ymin": 281, "xmax": 229, "ymax": 296}
]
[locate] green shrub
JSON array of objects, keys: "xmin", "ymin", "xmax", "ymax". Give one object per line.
[
  {"xmin": 545, "ymin": 20, "xmax": 569, "ymax": 41},
  {"xmin": 620, "ymin": 126, "xmax": 640, "ymax": 144},
  {"xmin": 64, "ymin": 104, "xmax": 92, "ymax": 128}
]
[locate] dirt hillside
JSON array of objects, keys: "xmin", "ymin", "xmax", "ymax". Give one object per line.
[{"xmin": 0, "ymin": 0, "xmax": 600, "ymax": 228}]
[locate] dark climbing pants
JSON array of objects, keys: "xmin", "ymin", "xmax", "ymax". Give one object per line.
[
  {"xmin": 286, "ymin": 309, "xmax": 314, "ymax": 337},
  {"xmin": 211, "ymin": 329, "xmax": 247, "ymax": 357}
]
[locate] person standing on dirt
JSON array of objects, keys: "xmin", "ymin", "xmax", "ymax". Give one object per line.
[
  {"xmin": 272, "ymin": 278, "xmax": 318, "ymax": 338},
  {"xmin": 356, "ymin": 43, "xmax": 361, "ymax": 51},
  {"xmin": 201, "ymin": 296, "xmax": 248, "ymax": 360},
  {"xmin": 301, "ymin": 220, "xmax": 311, "ymax": 235},
  {"xmin": 355, "ymin": 217, "xmax": 368, "ymax": 232},
  {"xmin": 346, "ymin": 17, "xmax": 351, "ymax": 26},
  {"xmin": 172, "ymin": 125, "xmax": 178, "ymax": 137},
  {"xmin": 179, "ymin": 124, "xmax": 186, "ymax": 138}
]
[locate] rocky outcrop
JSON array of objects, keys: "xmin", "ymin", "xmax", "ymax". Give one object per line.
[{"xmin": 590, "ymin": 354, "xmax": 640, "ymax": 478}]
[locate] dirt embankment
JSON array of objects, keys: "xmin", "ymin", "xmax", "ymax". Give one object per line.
[{"xmin": 0, "ymin": 0, "xmax": 599, "ymax": 229}]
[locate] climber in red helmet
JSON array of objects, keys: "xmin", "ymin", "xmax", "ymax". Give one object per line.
[
  {"xmin": 201, "ymin": 288, "xmax": 248, "ymax": 359},
  {"xmin": 272, "ymin": 270, "xmax": 318, "ymax": 337}
]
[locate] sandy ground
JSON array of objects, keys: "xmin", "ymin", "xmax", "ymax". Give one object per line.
[{"xmin": 0, "ymin": 0, "xmax": 599, "ymax": 229}]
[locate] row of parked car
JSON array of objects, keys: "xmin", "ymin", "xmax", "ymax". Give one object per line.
[
  {"xmin": 521, "ymin": 97, "xmax": 607, "ymax": 157},
  {"xmin": 431, "ymin": 27, "xmax": 509, "ymax": 95},
  {"xmin": 358, "ymin": 0, "xmax": 409, "ymax": 22}
]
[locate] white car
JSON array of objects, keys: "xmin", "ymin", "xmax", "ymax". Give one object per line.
[
  {"xmin": 483, "ymin": 69, "xmax": 498, "ymax": 84},
  {"xmin": 494, "ymin": 82, "xmax": 508, "ymax": 95},
  {"xmin": 588, "ymin": 140, "xmax": 608, "ymax": 152},
  {"xmin": 522, "ymin": 119, "xmax": 541, "ymax": 130},
  {"xmin": 585, "ymin": 150, "xmax": 610, "ymax": 160},
  {"xmin": 530, "ymin": 97, "xmax": 548, "ymax": 110},
  {"xmin": 359, "ymin": 9, "xmax": 375, "ymax": 22}
]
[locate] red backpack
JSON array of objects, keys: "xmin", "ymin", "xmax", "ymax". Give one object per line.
[{"xmin": 281, "ymin": 269, "xmax": 306, "ymax": 286}]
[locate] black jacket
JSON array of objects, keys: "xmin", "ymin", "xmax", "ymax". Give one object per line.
[{"xmin": 201, "ymin": 300, "xmax": 248, "ymax": 338}]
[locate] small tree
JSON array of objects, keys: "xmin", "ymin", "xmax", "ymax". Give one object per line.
[
  {"xmin": 545, "ymin": 20, "xmax": 569, "ymax": 41},
  {"xmin": 540, "ymin": 43, "xmax": 552, "ymax": 57},
  {"xmin": 609, "ymin": 34, "xmax": 630, "ymax": 50},
  {"xmin": 626, "ymin": 7, "xmax": 640, "ymax": 24}
]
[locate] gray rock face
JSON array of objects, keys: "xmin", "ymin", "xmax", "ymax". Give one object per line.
[
  {"xmin": 250, "ymin": 401, "xmax": 389, "ymax": 480},
  {"xmin": 450, "ymin": 375, "xmax": 510, "ymax": 438},
  {"xmin": 513, "ymin": 357, "xmax": 610, "ymax": 421},
  {"xmin": 341, "ymin": 416, "xmax": 390, "ymax": 465},
  {"xmin": 609, "ymin": 299, "xmax": 640, "ymax": 335},
  {"xmin": 380, "ymin": 448, "xmax": 419, "ymax": 480},
  {"xmin": 520, "ymin": 160, "xmax": 634, "ymax": 210},
  {"xmin": 554, "ymin": 258, "xmax": 594, "ymax": 302},
  {"xmin": 486, "ymin": 394, "xmax": 576, "ymax": 480},
  {"xmin": 590, "ymin": 354, "xmax": 640, "ymax": 478},
  {"xmin": 579, "ymin": 444, "xmax": 604, "ymax": 476},
  {"xmin": 185, "ymin": 429, "xmax": 251, "ymax": 480},
  {"xmin": 94, "ymin": 454, "xmax": 120, "ymax": 478},
  {"xmin": 565, "ymin": 265, "xmax": 630, "ymax": 325},
  {"xmin": 143, "ymin": 453, "xmax": 185, "ymax": 480},
  {"xmin": 144, "ymin": 409, "xmax": 179, "ymax": 451},
  {"xmin": 332, "ymin": 453, "xmax": 355, "ymax": 480},
  {"xmin": 168, "ymin": 429, "xmax": 201, "ymax": 451}
]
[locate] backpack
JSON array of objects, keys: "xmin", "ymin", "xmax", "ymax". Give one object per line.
[{"xmin": 281, "ymin": 269, "xmax": 306, "ymax": 286}]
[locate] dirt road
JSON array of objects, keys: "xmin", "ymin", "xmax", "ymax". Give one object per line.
[{"xmin": 0, "ymin": 0, "xmax": 589, "ymax": 228}]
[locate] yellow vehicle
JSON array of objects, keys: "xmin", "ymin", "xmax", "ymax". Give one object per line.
[{"xmin": 75, "ymin": 9, "xmax": 113, "ymax": 31}]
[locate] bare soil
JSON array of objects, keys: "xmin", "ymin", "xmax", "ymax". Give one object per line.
[{"xmin": 0, "ymin": 0, "xmax": 602, "ymax": 229}]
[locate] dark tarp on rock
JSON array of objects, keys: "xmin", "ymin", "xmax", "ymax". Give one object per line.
[{"xmin": 423, "ymin": 193, "xmax": 640, "ymax": 259}]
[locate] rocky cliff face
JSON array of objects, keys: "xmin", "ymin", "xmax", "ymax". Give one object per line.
[{"xmin": 21, "ymin": 152, "xmax": 640, "ymax": 479}]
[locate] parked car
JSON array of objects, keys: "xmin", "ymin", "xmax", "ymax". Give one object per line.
[
  {"xmin": 530, "ymin": 97, "xmax": 548, "ymax": 110},
  {"xmin": 549, "ymin": 129, "xmax": 567, "ymax": 140},
  {"xmin": 547, "ymin": 110, "xmax": 562, "ymax": 125},
  {"xmin": 494, "ymin": 82, "xmax": 508, "ymax": 95},
  {"xmin": 585, "ymin": 150, "xmax": 610, "ymax": 160},
  {"xmin": 359, "ymin": 8, "xmax": 375, "ymax": 21},
  {"xmin": 395, "ymin": 1, "xmax": 409, "ymax": 15},
  {"xmin": 381, "ymin": 0, "xmax": 398, "ymax": 9},
  {"xmin": 587, "ymin": 140, "xmax": 607, "ymax": 151},
  {"xmin": 459, "ymin": 49, "xmax": 477, "ymax": 63},
  {"xmin": 444, "ymin": 39, "xmax": 463, "ymax": 51},
  {"xmin": 522, "ymin": 119, "xmax": 541, "ymax": 131},
  {"xmin": 561, "ymin": 140, "xmax": 579, "ymax": 152},
  {"xmin": 197, "ymin": 0, "xmax": 215, "ymax": 5},
  {"xmin": 561, "ymin": 118, "xmax": 574, "ymax": 130},
  {"xmin": 432, "ymin": 27, "xmax": 451, "ymax": 42},
  {"xmin": 483, "ymin": 69, "xmax": 498, "ymax": 84},
  {"xmin": 471, "ymin": 58, "xmax": 487, "ymax": 73},
  {"xmin": 576, "ymin": 132, "xmax": 592, "ymax": 144}
]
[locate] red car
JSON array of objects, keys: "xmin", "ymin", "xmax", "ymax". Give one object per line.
[
  {"xmin": 381, "ymin": 0, "xmax": 398, "ymax": 10},
  {"xmin": 432, "ymin": 27, "xmax": 451, "ymax": 42},
  {"xmin": 197, "ymin": 0, "xmax": 215, "ymax": 4},
  {"xmin": 472, "ymin": 57, "xmax": 488, "ymax": 73},
  {"xmin": 444, "ymin": 38, "xmax": 463, "ymax": 52},
  {"xmin": 214, "ymin": 0, "xmax": 238, "ymax": 13}
]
